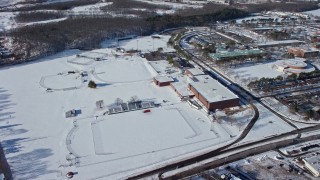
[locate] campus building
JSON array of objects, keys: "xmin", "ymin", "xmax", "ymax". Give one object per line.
[
  {"xmin": 257, "ymin": 40, "xmax": 304, "ymax": 48},
  {"xmin": 185, "ymin": 68, "xmax": 206, "ymax": 77},
  {"xmin": 170, "ymin": 82, "xmax": 195, "ymax": 98},
  {"xmin": 273, "ymin": 58, "xmax": 315, "ymax": 74},
  {"xmin": 288, "ymin": 47, "xmax": 319, "ymax": 58},
  {"xmin": 188, "ymin": 75, "xmax": 239, "ymax": 111},
  {"xmin": 209, "ymin": 49, "xmax": 266, "ymax": 61},
  {"xmin": 303, "ymin": 158, "xmax": 320, "ymax": 177},
  {"xmin": 153, "ymin": 76, "xmax": 174, "ymax": 87}
]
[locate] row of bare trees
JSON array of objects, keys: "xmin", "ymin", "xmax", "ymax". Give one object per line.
[{"xmin": 9, "ymin": 16, "xmax": 150, "ymax": 61}]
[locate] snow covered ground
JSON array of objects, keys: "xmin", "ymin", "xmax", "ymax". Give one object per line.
[
  {"xmin": 227, "ymin": 61, "xmax": 283, "ymax": 85},
  {"xmin": 120, "ymin": 35, "xmax": 175, "ymax": 53},
  {"xmin": 304, "ymin": 8, "xmax": 320, "ymax": 17},
  {"xmin": 0, "ymin": 12, "xmax": 16, "ymax": 32},
  {"xmin": 71, "ymin": 2, "xmax": 112, "ymax": 13},
  {"xmin": 234, "ymin": 102, "xmax": 295, "ymax": 146},
  {"xmin": 0, "ymin": 0, "xmax": 24, "ymax": 7},
  {"xmin": 93, "ymin": 57, "xmax": 153, "ymax": 83},
  {"xmin": 262, "ymin": 97, "xmax": 320, "ymax": 128},
  {"xmin": 0, "ymin": 36, "xmax": 238, "ymax": 179},
  {"xmin": 216, "ymin": 106, "xmax": 254, "ymax": 137},
  {"xmin": 0, "ymin": 31, "xmax": 302, "ymax": 179},
  {"xmin": 135, "ymin": 0, "xmax": 203, "ymax": 9},
  {"xmin": 24, "ymin": 17, "xmax": 68, "ymax": 26},
  {"xmin": 40, "ymin": 72, "xmax": 83, "ymax": 91},
  {"xmin": 101, "ymin": 35, "xmax": 175, "ymax": 53}
]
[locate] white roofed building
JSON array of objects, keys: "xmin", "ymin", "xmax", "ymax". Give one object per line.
[{"xmin": 188, "ymin": 76, "xmax": 239, "ymax": 111}]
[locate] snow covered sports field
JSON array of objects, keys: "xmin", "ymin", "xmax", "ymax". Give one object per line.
[
  {"xmin": 0, "ymin": 35, "xmax": 235, "ymax": 179},
  {"xmin": 304, "ymin": 8, "xmax": 320, "ymax": 17},
  {"xmin": 94, "ymin": 57, "xmax": 153, "ymax": 83}
]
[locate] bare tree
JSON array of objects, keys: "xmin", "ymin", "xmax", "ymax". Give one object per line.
[{"xmin": 115, "ymin": 98, "xmax": 123, "ymax": 106}]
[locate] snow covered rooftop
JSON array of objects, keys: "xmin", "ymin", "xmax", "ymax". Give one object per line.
[
  {"xmin": 186, "ymin": 68, "xmax": 205, "ymax": 76},
  {"xmin": 171, "ymin": 82, "xmax": 194, "ymax": 97},
  {"xmin": 193, "ymin": 74, "xmax": 212, "ymax": 82},
  {"xmin": 210, "ymin": 49, "xmax": 266, "ymax": 61},
  {"xmin": 189, "ymin": 77, "xmax": 238, "ymax": 103},
  {"xmin": 257, "ymin": 40, "xmax": 304, "ymax": 47},
  {"xmin": 154, "ymin": 76, "xmax": 174, "ymax": 83}
]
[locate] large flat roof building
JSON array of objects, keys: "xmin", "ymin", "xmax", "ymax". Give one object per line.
[
  {"xmin": 209, "ymin": 49, "xmax": 266, "ymax": 61},
  {"xmin": 288, "ymin": 47, "xmax": 319, "ymax": 58},
  {"xmin": 188, "ymin": 76, "xmax": 239, "ymax": 111},
  {"xmin": 185, "ymin": 68, "xmax": 206, "ymax": 77},
  {"xmin": 153, "ymin": 76, "xmax": 174, "ymax": 87},
  {"xmin": 171, "ymin": 82, "xmax": 195, "ymax": 98},
  {"xmin": 257, "ymin": 40, "xmax": 304, "ymax": 48}
]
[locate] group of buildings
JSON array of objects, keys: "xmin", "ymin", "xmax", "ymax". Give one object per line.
[{"xmin": 154, "ymin": 68, "xmax": 240, "ymax": 111}]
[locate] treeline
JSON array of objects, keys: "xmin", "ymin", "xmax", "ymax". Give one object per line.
[
  {"xmin": 9, "ymin": 8, "xmax": 248, "ymax": 62},
  {"xmin": 15, "ymin": 11, "xmax": 65, "ymax": 23},
  {"xmin": 268, "ymin": 31, "xmax": 290, "ymax": 40},
  {"xmin": 147, "ymin": 8, "xmax": 249, "ymax": 32},
  {"xmin": 248, "ymin": 70, "xmax": 320, "ymax": 89},
  {"xmin": 10, "ymin": 16, "xmax": 149, "ymax": 60}
]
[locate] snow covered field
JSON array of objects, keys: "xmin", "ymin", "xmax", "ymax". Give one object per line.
[
  {"xmin": 40, "ymin": 72, "xmax": 83, "ymax": 91},
  {"xmin": 0, "ymin": 36, "xmax": 237, "ymax": 179},
  {"xmin": 135, "ymin": 0, "xmax": 203, "ymax": 9},
  {"xmin": 0, "ymin": 31, "xmax": 303, "ymax": 179},
  {"xmin": 0, "ymin": 12, "xmax": 16, "ymax": 32},
  {"xmin": 304, "ymin": 8, "xmax": 320, "ymax": 17},
  {"xmin": 71, "ymin": 2, "xmax": 112, "ymax": 13},
  {"xmin": 120, "ymin": 35, "xmax": 175, "ymax": 53},
  {"xmin": 228, "ymin": 61, "xmax": 283, "ymax": 85},
  {"xmin": 93, "ymin": 57, "xmax": 153, "ymax": 83},
  {"xmin": 234, "ymin": 102, "xmax": 295, "ymax": 146}
]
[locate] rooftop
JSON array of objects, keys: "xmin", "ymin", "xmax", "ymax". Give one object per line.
[
  {"xmin": 186, "ymin": 68, "xmax": 205, "ymax": 76},
  {"xmin": 171, "ymin": 82, "xmax": 194, "ymax": 97},
  {"xmin": 154, "ymin": 76, "xmax": 174, "ymax": 83},
  {"xmin": 289, "ymin": 47, "xmax": 319, "ymax": 53},
  {"xmin": 209, "ymin": 49, "xmax": 265, "ymax": 61},
  {"xmin": 189, "ymin": 76, "xmax": 238, "ymax": 103},
  {"xmin": 257, "ymin": 40, "xmax": 304, "ymax": 47}
]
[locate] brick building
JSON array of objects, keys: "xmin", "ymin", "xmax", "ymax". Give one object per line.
[
  {"xmin": 188, "ymin": 76, "xmax": 239, "ymax": 111},
  {"xmin": 153, "ymin": 76, "xmax": 174, "ymax": 87},
  {"xmin": 288, "ymin": 47, "xmax": 319, "ymax": 58}
]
